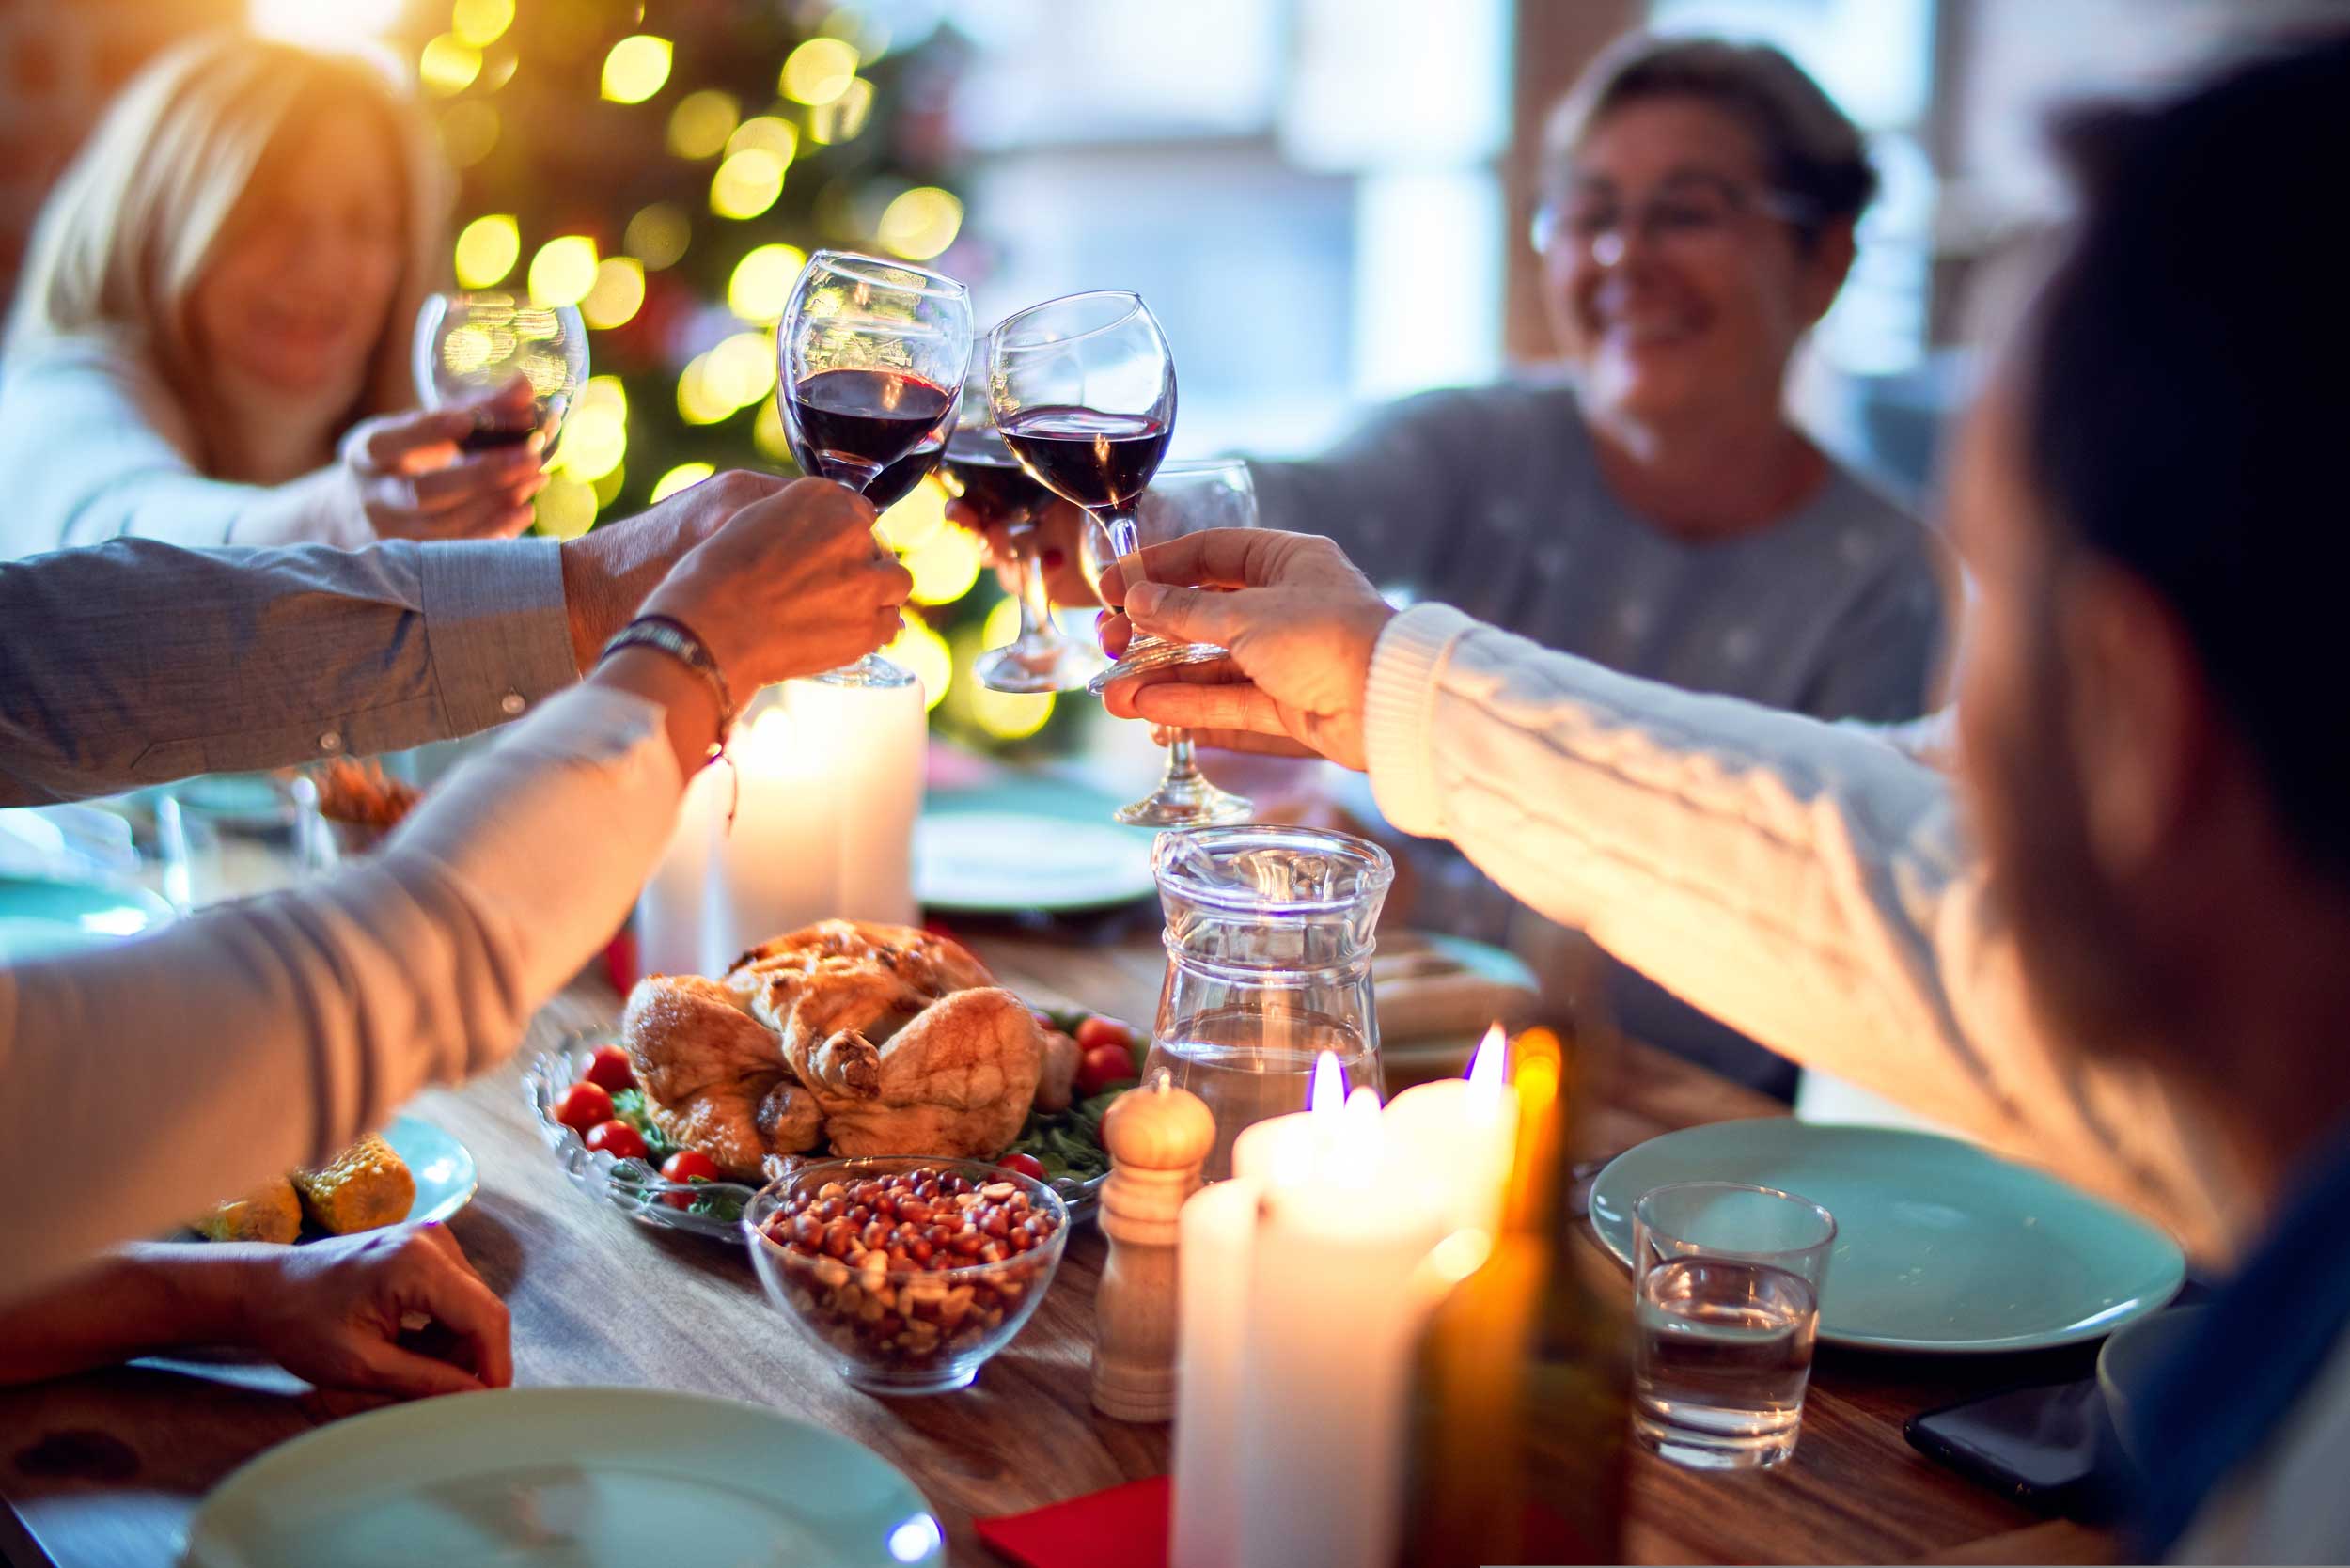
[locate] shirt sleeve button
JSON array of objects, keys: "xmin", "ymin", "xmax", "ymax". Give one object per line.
[
  {"xmin": 501, "ymin": 692, "xmax": 526, "ymax": 716},
  {"xmin": 319, "ymin": 730, "xmax": 343, "ymax": 752}
]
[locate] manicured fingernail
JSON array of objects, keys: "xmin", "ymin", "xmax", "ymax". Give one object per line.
[{"xmin": 1042, "ymin": 548, "xmax": 1065, "ymax": 571}]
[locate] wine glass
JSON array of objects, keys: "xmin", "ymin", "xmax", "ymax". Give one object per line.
[
  {"xmin": 413, "ymin": 291, "xmax": 588, "ymax": 454},
  {"xmin": 942, "ymin": 363, "xmax": 1107, "ymax": 693},
  {"xmin": 779, "ymin": 250, "xmax": 975, "ymax": 687},
  {"xmin": 1077, "ymin": 459, "xmax": 1258, "ymax": 826}
]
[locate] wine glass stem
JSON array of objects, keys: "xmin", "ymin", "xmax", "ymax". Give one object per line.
[
  {"xmin": 1162, "ymin": 729, "xmax": 1205, "ymax": 786},
  {"xmin": 1010, "ymin": 518, "xmax": 1057, "ymax": 645}
]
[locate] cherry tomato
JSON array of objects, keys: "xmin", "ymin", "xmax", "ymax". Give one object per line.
[
  {"xmin": 555, "ymin": 1081, "xmax": 615, "ymax": 1135},
  {"xmin": 996, "ymin": 1152, "xmax": 1048, "ymax": 1182},
  {"xmin": 585, "ymin": 1120, "xmax": 648, "ymax": 1161},
  {"xmin": 1075, "ymin": 1015, "xmax": 1137, "ymax": 1054},
  {"xmin": 1077, "ymin": 1043, "xmax": 1139, "ymax": 1098},
  {"xmin": 584, "ymin": 1044, "xmax": 636, "ymax": 1094},
  {"xmin": 660, "ymin": 1150, "xmax": 724, "ymax": 1209}
]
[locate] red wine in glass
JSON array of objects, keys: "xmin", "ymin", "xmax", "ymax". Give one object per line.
[
  {"xmin": 458, "ymin": 422, "xmax": 537, "ymax": 453},
  {"xmin": 785, "ymin": 368, "xmax": 955, "ymax": 491},
  {"xmin": 864, "ymin": 435, "xmax": 948, "ymax": 510},
  {"xmin": 997, "ymin": 407, "xmax": 1169, "ymax": 514},
  {"xmin": 937, "ymin": 443, "xmax": 1052, "ymax": 526}
]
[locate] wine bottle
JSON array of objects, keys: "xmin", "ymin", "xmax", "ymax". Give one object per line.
[{"xmin": 1394, "ymin": 1022, "xmax": 1633, "ymax": 1566}]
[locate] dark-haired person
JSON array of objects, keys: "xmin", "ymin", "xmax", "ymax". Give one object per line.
[
  {"xmin": 1102, "ymin": 34, "xmax": 2350, "ymax": 1557},
  {"xmin": 985, "ymin": 35, "xmax": 1951, "ymax": 1093}
]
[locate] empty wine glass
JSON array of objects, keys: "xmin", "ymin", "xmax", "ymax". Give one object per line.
[
  {"xmin": 413, "ymin": 291, "xmax": 588, "ymax": 453},
  {"xmin": 779, "ymin": 250, "xmax": 975, "ymax": 687},
  {"xmin": 1076, "ymin": 459, "xmax": 1257, "ymax": 827},
  {"xmin": 943, "ymin": 363, "xmax": 1107, "ymax": 694}
]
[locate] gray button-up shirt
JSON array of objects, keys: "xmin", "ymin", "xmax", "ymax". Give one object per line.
[{"xmin": 0, "ymin": 535, "xmax": 575, "ymax": 806}]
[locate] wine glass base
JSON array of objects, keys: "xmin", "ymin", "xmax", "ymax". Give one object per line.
[
  {"xmin": 1086, "ymin": 638, "xmax": 1232, "ymax": 696},
  {"xmin": 811, "ymin": 653, "xmax": 918, "ymax": 689},
  {"xmin": 977, "ymin": 637, "xmax": 1109, "ymax": 695},
  {"xmin": 1114, "ymin": 776, "xmax": 1254, "ymax": 829}
]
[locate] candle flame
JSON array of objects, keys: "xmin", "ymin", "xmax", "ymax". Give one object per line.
[
  {"xmin": 1331, "ymin": 1084, "xmax": 1386, "ymax": 1188},
  {"xmin": 1308, "ymin": 1050, "xmax": 1346, "ymax": 1116},
  {"xmin": 1467, "ymin": 1023, "xmax": 1508, "ymax": 1115}
]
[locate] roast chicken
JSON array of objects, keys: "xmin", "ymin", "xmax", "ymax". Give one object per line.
[{"xmin": 620, "ymin": 919, "xmax": 1048, "ymax": 1179}]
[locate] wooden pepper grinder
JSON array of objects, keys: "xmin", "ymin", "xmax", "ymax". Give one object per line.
[{"xmin": 1090, "ymin": 1073, "xmax": 1215, "ymax": 1421}]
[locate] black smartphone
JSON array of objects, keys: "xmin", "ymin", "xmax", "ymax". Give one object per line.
[{"xmin": 1904, "ymin": 1379, "xmax": 2124, "ymax": 1520}]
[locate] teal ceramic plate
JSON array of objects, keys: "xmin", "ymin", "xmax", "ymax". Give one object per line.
[
  {"xmin": 916, "ymin": 779, "xmax": 1156, "ymax": 913},
  {"xmin": 183, "ymin": 1386, "xmax": 944, "ymax": 1568},
  {"xmin": 0, "ymin": 874, "xmax": 172, "ymax": 964},
  {"xmin": 384, "ymin": 1113, "xmax": 478, "ymax": 1228},
  {"xmin": 1589, "ymin": 1118, "xmax": 2186, "ymax": 1353}
]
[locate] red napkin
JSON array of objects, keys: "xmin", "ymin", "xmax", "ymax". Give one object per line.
[{"xmin": 976, "ymin": 1475, "xmax": 1170, "ymax": 1568}]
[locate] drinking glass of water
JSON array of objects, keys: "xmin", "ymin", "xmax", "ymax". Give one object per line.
[{"xmin": 1630, "ymin": 1181, "xmax": 1837, "ymax": 1470}]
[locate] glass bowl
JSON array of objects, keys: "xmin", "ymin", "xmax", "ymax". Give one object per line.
[{"xmin": 744, "ymin": 1156, "xmax": 1070, "ymax": 1396}]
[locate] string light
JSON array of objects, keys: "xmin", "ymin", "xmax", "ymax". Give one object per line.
[
  {"xmin": 969, "ymin": 683, "xmax": 1055, "ymax": 741},
  {"xmin": 727, "ymin": 243, "xmax": 806, "ymax": 323},
  {"xmin": 450, "ymin": 0, "xmax": 513, "ymax": 48},
  {"xmin": 624, "ymin": 203, "xmax": 692, "ymax": 271},
  {"xmin": 677, "ymin": 354, "xmax": 731, "ymax": 425},
  {"xmin": 726, "ymin": 116, "xmax": 799, "ymax": 165},
  {"xmin": 419, "ymin": 34, "xmax": 481, "ymax": 95},
  {"xmin": 876, "ymin": 186, "xmax": 963, "ymax": 261},
  {"xmin": 711, "ymin": 149, "xmax": 785, "ymax": 219},
  {"xmin": 526, "ymin": 235, "xmax": 598, "ymax": 307},
  {"xmin": 752, "ymin": 394, "xmax": 791, "ymax": 461},
  {"xmin": 535, "ymin": 476, "xmax": 598, "ymax": 540},
  {"xmin": 439, "ymin": 101, "xmax": 500, "ymax": 167},
  {"xmin": 903, "ymin": 514, "xmax": 983, "ymax": 604},
  {"xmin": 883, "ymin": 617, "xmax": 953, "ymax": 711},
  {"xmin": 807, "ymin": 78, "xmax": 875, "ymax": 145},
  {"xmin": 704, "ymin": 331, "xmax": 777, "ymax": 410},
  {"xmin": 601, "ymin": 35, "xmax": 674, "ymax": 104},
  {"xmin": 666, "ymin": 90, "xmax": 740, "ymax": 160},
  {"xmin": 554, "ymin": 401, "xmax": 626, "ymax": 482},
  {"xmin": 780, "ymin": 37, "xmax": 859, "ymax": 104},
  {"xmin": 651, "ymin": 463, "xmax": 716, "ymax": 502},
  {"xmin": 453, "ymin": 213, "xmax": 519, "ymax": 289},
  {"xmin": 581, "ymin": 256, "xmax": 645, "ymax": 329}
]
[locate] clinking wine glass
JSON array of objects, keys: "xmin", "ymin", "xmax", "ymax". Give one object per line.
[
  {"xmin": 779, "ymin": 250, "xmax": 975, "ymax": 687},
  {"xmin": 1077, "ymin": 459, "xmax": 1258, "ymax": 827},
  {"xmin": 414, "ymin": 291, "xmax": 588, "ymax": 455},
  {"xmin": 943, "ymin": 363, "xmax": 1107, "ymax": 694}
]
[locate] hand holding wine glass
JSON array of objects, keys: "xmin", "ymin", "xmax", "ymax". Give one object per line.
[
  {"xmin": 414, "ymin": 291, "xmax": 589, "ymax": 451},
  {"xmin": 336, "ymin": 379, "xmax": 546, "ymax": 541},
  {"xmin": 778, "ymin": 250, "xmax": 974, "ymax": 686}
]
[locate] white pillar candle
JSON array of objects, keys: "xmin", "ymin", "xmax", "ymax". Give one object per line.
[
  {"xmin": 1170, "ymin": 1176, "xmax": 1261, "ymax": 1568},
  {"xmin": 1381, "ymin": 1024, "xmax": 1519, "ymax": 1236},
  {"xmin": 635, "ymin": 757, "xmax": 727, "ymax": 980},
  {"xmin": 1234, "ymin": 1088, "xmax": 1448, "ymax": 1568},
  {"xmin": 1229, "ymin": 1051, "xmax": 1349, "ymax": 1184}
]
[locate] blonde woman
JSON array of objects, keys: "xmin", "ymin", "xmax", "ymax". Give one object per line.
[{"xmin": 0, "ymin": 34, "xmax": 543, "ymax": 561}]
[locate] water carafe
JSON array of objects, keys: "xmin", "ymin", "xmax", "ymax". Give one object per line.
[{"xmin": 1145, "ymin": 824, "xmax": 1394, "ymax": 1180}]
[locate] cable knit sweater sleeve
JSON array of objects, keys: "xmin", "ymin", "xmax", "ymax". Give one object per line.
[
  {"xmin": 1364, "ymin": 603, "xmax": 2251, "ymax": 1261},
  {"xmin": 0, "ymin": 682, "xmax": 682, "ymax": 1301}
]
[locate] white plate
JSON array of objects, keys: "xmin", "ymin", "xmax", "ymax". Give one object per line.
[
  {"xmin": 183, "ymin": 1386, "xmax": 944, "ymax": 1567},
  {"xmin": 384, "ymin": 1114, "xmax": 478, "ymax": 1228},
  {"xmin": 916, "ymin": 809, "xmax": 1155, "ymax": 913}
]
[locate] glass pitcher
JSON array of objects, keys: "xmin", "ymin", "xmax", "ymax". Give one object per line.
[{"xmin": 1144, "ymin": 824, "xmax": 1395, "ymax": 1180}]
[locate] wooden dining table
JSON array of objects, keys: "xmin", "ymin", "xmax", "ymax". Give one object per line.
[{"xmin": 0, "ymin": 923, "xmax": 2112, "ymax": 1568}]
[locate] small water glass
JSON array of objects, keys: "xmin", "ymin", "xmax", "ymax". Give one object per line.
[{"xmin": 1630, "ymin": 1181, "xmax": 1836, "ymax": 1470}]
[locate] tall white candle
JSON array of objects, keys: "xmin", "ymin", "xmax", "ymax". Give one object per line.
[
  {"xmin": 1170, "ymin": 1176, "xmax": 1261, "ymax": 1568},
  {"xmin": 1234, "ymin": 1088, "xmax": 1448, "ymax": 1568},
  {"xmin": 798, "ymin": 674, "xmax": 923, "ymax": 926},
  {"xmin": 635, "ymin": 756, "xmax": 727, "ymax": 978},
  {"xmin": 1381, "ymin": 1024, "xmax": 1520, "ymax": 1235}
]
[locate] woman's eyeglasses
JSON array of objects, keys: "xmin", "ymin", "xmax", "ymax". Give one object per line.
[{"xmin": 1529, "ymin": 178, "xmax": 1816, "ymax": 259}]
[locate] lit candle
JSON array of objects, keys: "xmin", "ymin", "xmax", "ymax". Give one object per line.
[
  {"xmin": 635, "ymin": 756, "xmax": 728, "ymax": 978},
  {"xmin": 1170, "ymin": 1175, "xmax": 1260, "ymax": 1568},
  {"xmin": 1229, "ymin": 1051, "xmax": 1349, "ymax": 1184},
  {"xmin": 1232, "ymin": 1079, "xmax": 1448, "ymax": 1568},
  {"xmin": 1382, "ymin": 1024, "xmax": 1521, "ymax": 1235}
]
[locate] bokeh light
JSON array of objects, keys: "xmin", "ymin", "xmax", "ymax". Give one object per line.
[
  {"xmin": 727, "ymin": 116, "xmax": 800, "ymax": 165},
  {"xmin": 451, "ymin": 0, "xmax": 513, "ymax": 48},
  {"xmin": 453, "ymin": 213, "xmax": 520, "ymax": 289},
  {"xmin": 666, "ymin": 89, "xmax": 739, "ymax": 160},
  {"xmin": 555, "ymin": 402, "xmax": 626, "ymax": 482},
  {"xmin": 624, "ymin": 202, "xmax": 692, "ymax": 271},
  {"xmin": 651, "ymin": 462, "xmax": 716, "ymax": 502},
  {"xmin": 419, "ymin": 34, "xmax": 481, "ymax": 96},
  {"xmin": 883, "ymin": 617, "xmax": 953, "ymax": 711},
  {"xmin": 535, "ymin": 476, "xmax": 598, "ymax": 540},
  {"xmin": 903, "ymin": 514, "xmax": 983, "ymax": 604},
  {"xmin": 875, "ymin": 479, "xmax": 946, "ymax": 552},
  {"xmin": 970, "ymin": 683, "xmax": 1056, "ymax": 741},
  {"xmin": 780, "ymin": 38, "xmax": 859, "ymax": 105},
  {"xmin": 526, "ymin": 234, "xmax": 598, "ymax": 307},
  {"xmin": 677, "ymin": 354, "xmax": 731, "ymax": 425},
  {"xmin": 439, "ymin": 101, "xmax": 499, "ymax": 167},
  {"xmin": 592, "ymin": 463, "xmax": 627, "ymax": 509},
  {"xmin": 753, "ymin": 394, "xmax": 791, "ymax": 461},
  {"xmin": 581, "ymin": 256, "xmax": 645, "ymax": 329},
  {"xmin": 727, "ymin": 243, "xmax": 807, "ymax": 323},
  {"xmin": 704, "ymin": 330, "xmax": 777, "ymax": 410},
  {"xmin": 578, "ymin": 374, "xmax": 627, "ymax": 419},
  {"xmin": 251, "ymin": 0, "xmax": 402, "ymax": 47},
  {"xmin": 711, "ymin": 149, "xmax": 786, "ymax": 220},
  {"xmin": 876, "ymin": 186, "xmax": 963, "ymax": 261},
  {"xmin": 601, "ymin": 34, "xmax": 673, "ymax": 104},
  {"xmin": 807, "ymin": 78, "xmax": 875, "ymax": 145}
]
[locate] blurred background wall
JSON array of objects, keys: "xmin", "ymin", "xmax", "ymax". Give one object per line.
[{"xmin": 0, "ymin": 0, "xmax": 2328, "ymax": 752}]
